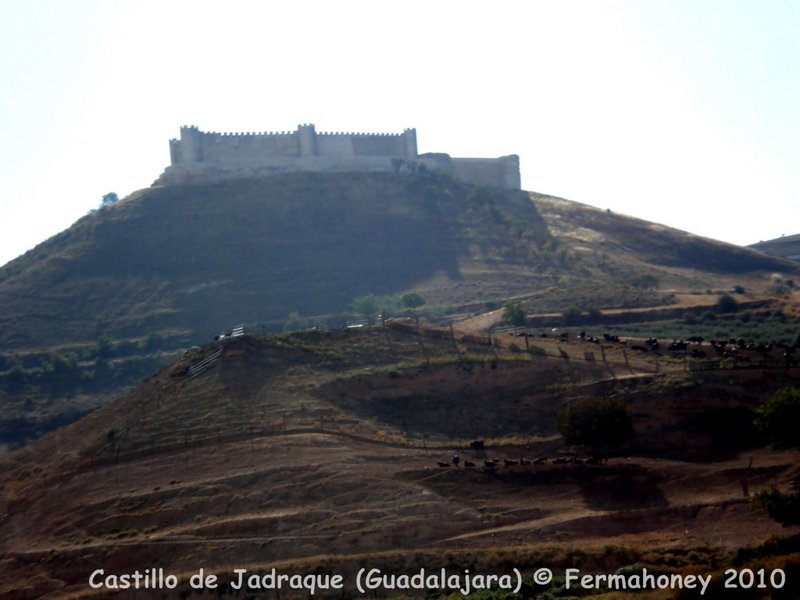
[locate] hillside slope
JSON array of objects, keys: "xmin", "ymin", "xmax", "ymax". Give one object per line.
[
  {"xmin": 1, "ymin": 325, "xmax": 799, "ymax": 598},
  {"xmin": 750, "ymin": 232, "xmax": 800, "ymax": 261},
  {"xmin": 2, "ymin": 171, "xmax": 798, "ymax": 452},
  {"xmin": 1, "ymin": 172, "xmax": 795, "ymax": 354}
]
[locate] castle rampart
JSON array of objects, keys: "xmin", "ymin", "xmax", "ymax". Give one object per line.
[{"xmin": 156, "ymin": 124, "xmax": 519, "ymax": 189}]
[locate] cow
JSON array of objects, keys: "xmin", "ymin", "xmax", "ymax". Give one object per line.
[{"xmin": 470, "ymin": 440, "xmax": 485, "ymax": 451}]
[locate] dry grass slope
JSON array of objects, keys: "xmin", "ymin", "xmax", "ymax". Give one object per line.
[{"xmin": 1, "ymin": 324, "xmax": 799, "ymax": 598}]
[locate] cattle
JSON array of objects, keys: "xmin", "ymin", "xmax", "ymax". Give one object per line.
[
  {"xmin": 464, "ymin": 460, "xmax": 476, "ymax": 468},
  {"xmin": 437, "ymin": 461, "xmax": 450, "ymax": 468},
  {"xmin": 470, "ymin": 440, "xmax": 485, "ymax": 451},
  {"xmin": 552, "ymin": 457, "xmax": 570, "ymax": 464},
  {"xmin": 519, "ymin": 458, "xmax": 531, "ymax": 465},
  {"xmin": 503, "ymin": 458, "xmax": 519, "ymax": 466},
  {"xmin": 484, "ymin": 460, "xmax": 496, "ymax": 469},
  {"xmin": 452, "ymin": 454, "xmax": 460, "ymax": 466},
  {"xmin": 669, "ymin": 340, "xmax": 688, "ymax": 352},
  {"xmin": 533, "ymin": 457, "xmax": 547, "ymax": 465},
  {"xmin": 710, "ymin": 340, "xmax": 726, "ymax": 355}
]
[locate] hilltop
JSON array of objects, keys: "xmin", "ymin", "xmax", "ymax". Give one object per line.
[
  {"xmin": 1, "ymin": 324, "xmax": 799, "ymax": 598},
  {"xmin": 751, "ymin": 233, "xmax": 800, "ymax": 262}
]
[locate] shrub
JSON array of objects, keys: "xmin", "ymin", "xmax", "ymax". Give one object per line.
[
  {"xmin": 501, "ymin": 301, "xmax": 526, "ymax": 326},
  {"xmin": 716, "ymin": 294, "xmax": 739, "ymax": 313},
  {"xmin": 400, "ymin": 292, "xmax": 425, "ymax": 310},
  {"xmin": 755, "ymin": 488, "xmax": 800, "ymax": 526},
  {"xmin": 754, "ymin": 386, "xmax": 800, "ymax": 449}
]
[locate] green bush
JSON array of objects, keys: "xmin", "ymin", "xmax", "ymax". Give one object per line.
[
  {"xmin": 755, "ymin": 488, "xmax": 800, "ymax": 526},
  {"xmin": 501, "ymin": 301, "xmax": 526, "ymax": 326},
  {"xmin": 716, "ymin": 294, "xmax": 739, "ymax": 313},
  {"xmin": 754, "ymin": 386, "xmax": 800, "ymax": 449}
]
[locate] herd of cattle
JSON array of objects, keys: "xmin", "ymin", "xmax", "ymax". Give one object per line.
[
  {"xmin": 434, "ymin": 440, "xmax": 606, "ymax": 471},
  {"xmin": 513, "ymin": 328, "xmax": 799, "ymax": 365}
]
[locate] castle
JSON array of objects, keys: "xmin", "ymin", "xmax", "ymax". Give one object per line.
[{"xmin": 154, "ymin": 124, "xmax": 520, "ymax": 189}]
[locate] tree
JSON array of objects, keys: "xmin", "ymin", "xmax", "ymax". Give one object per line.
[
  {"xmin": 630, "ymin": 274, "xmax": 659, "ymax": 290},
  {"xmin": 400, "ymin": 292, "xmax": 426, "ymax": 310},
  {"xmin": 754, "ymin": 386, "xmax": 800, "ymax": 450},
  {"xmin": 716, "ymin": 293, "xmax": 739, "ymax": 313},
  {"xmin": 556, "ymin": 397, "xmax": 634, "ymax": 452},
  {"xmin": 752, "ymin": 387, "xmax": 800, "ymax": 527},
  {"xmin": 501, "ymin": 301, "xmax": 526, "ymax": 326},
  {"xmin": 398, "ymin": 292, "xmax": 426, "ymax": 317},
  {"xmin": 350, "ymin": 294, "xmax": 383, "ymax": 325},
  {"xmin": 755, "ymin": 488, "xmax": 800, "ymax": 526},
  {"xmin": 100, "ymin": 192, "xmax": 119, "ymax": 208},
  {"xmin": 95, "ymin": 336, "xmax": 115, "ymax": 359}
]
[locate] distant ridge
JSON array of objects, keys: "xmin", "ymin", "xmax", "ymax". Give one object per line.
[{"xmin": 750, "ymin": 233, "xmax": 800, "ymax": 262}]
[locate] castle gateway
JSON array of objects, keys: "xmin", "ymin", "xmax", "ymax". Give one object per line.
[{"xmin": 155, "ymin": 124, "xmax": 520, "ymax": 189}]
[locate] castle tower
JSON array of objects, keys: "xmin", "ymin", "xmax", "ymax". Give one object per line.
[
  {"xmin": 175, "ymin": 126, "xmax": 203, "ymax": 164},
  {"xmin": 402, "ymin": 128, "xmax": 418, "ymax": 159},
  {"xmin": 298, "ymin": 124, "xmax": 317, "ymax": 157}
]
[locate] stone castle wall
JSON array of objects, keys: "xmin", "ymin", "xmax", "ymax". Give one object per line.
[{"xmin": 156, "ymin": 124, "xmax": 519, "ymax": 189}]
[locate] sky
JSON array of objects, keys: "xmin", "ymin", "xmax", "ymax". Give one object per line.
[{"xmin": 1, "ymin": 0, "xmax": 798, "ymax": 267}]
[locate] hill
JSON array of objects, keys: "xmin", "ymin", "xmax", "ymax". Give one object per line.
[
  {"xmin": 1, "ymin": 324, "xmax": 799, "ymax": 598},
  {"xmin": 1, "ymin": 172, "xmax": 796, "ymax": 353},
  {"xmin": 751, "ymin": 233, "xmax": 800, "ymax": 262},
  {"xmin": 1, "ymin": 171, "xmax": 798, "ymax": 450}
]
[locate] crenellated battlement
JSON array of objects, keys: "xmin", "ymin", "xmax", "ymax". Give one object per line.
[{"xmin": 156, "ymin": 124, "xmax": 520, "ymax": 189}]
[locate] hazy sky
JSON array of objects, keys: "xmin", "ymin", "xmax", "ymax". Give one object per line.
[{"xmin": 1, "ymin": 0, "xmax": 798, "ymax": 267}]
